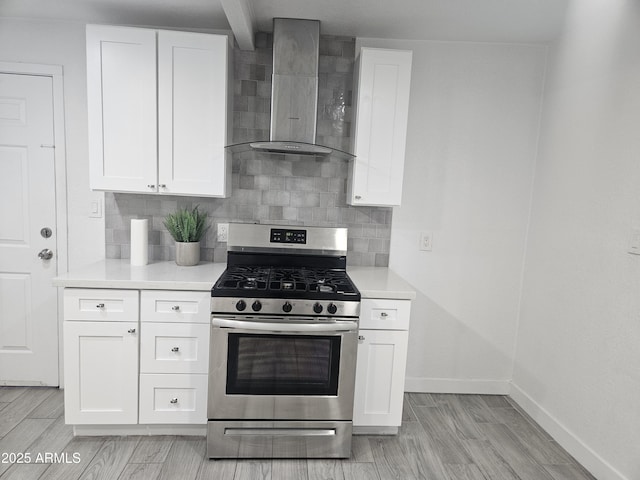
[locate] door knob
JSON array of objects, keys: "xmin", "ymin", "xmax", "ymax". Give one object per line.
[{"xmin": 38, "ymin": 248, "xmax": 53, "ymax": 260}]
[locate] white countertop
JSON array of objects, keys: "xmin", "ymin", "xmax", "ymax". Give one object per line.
[
  {"xmin": 53, "ymin": 259, "xmax": 226, "ymax": 291},
  {"xmin": 347, "ymin": 266, "xmax": 416, "ymax": 300},
  {"xmin": 53, "ymin": 260, "xmax": 416, "ymax": 300}
]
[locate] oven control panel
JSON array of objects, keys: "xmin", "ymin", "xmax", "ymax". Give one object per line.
[
  {"xmin": 270, "ymin": 228, "xmax": 307, "ymax": 244},
  {"xmin": 211, "ymin": 297, "xmax": 360, "ymax": 318}
]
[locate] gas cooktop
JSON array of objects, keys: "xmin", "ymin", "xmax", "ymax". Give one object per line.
[
  {"xmin": 212, "ymin": 265, "xmax": 359, "ymax": 299},
  {"xmin": 210, "ymin": 224, "xmax": 361, "ymax": 317}
]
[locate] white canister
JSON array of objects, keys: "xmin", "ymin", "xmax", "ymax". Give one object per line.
[{"xmin": 130, "ymin": 218, "xmax": 149, "ymax": 266}]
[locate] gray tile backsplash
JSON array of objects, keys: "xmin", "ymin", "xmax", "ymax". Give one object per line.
[{"xmin": 105, "ymin": 33, "xmax": 392, "ymax": 267}]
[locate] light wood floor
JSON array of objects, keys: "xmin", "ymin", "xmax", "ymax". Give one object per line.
[{"xmin": 0, "ymin": 387, "xmax": 596, "ymax": 480}]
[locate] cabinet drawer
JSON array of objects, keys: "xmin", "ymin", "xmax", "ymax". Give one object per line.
[
  {"xmin": 139, "ymin": 374, "xmax": 208, "ymax": 424},
  {"xmin": 359, "ymin": 298, "xmax": 411, "ymax": 330},
  {"xmin": 141, "ymin": 291, "xmax": 210, "ymax": 323},
  {"xmin": 64, "ymin": 289, "xmax": 139, "ymax": 321},
  {"xmin": 140, "ymin": 323, "xmax": 209, "ymax": 374}
]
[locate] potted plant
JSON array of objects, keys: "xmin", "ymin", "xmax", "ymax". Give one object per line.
[{"xmin": 163, "ymin": 206, "xmax": 209, "ymax": 266}]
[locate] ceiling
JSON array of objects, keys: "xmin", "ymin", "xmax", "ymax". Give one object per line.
[{"xmin": 0, "ymin": 0, "xmax": 569, "ymax": 44}]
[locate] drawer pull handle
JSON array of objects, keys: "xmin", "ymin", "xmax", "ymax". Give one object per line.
[
  {"xmin": 127, "ymin": 328, "xmax": 136, "ymax": 334},
  {"xmin": 170, "ymin": 398, "xmax": 178, "ymax": 404},
  {"xmin": 171, "ymin": 305, "xmax": 180, "ymax": 311},
  {"xmin": 96, "ymin": 303, "xmax": 105, "ymax": 309},
  {"xmin": 380, "ymin": 312, "xmax": 388, "ymax": 317},
  {"xmin": 171, "ymin": 347, "xmax": 180, "ymax": 352},
  {"xmin": 358, "ymin": 335, "xmax": 365, "ymax": 341},
  {"xmin": 355, "ymin": 195, "xmax": 362, "ymax": 200}
]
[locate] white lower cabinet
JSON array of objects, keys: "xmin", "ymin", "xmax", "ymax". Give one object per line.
[
  {"xmin": 63, "ymin": 288, "xmax": 209, "ymax": 429},
  {"xmin": 63, "ymin": 289, "xmax": 140, "ymax": 425},
  {"xmin": 138, "ymin": 305, "xmax": 210, "ymax": 424},
  {"xmin": 353, "ymin": 298, "xmax": 411, "ymax": 432}
]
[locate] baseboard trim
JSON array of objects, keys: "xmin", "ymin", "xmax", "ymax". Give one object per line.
[
  {"xmin": 404, "ymin": 377, "xmax": 510, "ymax": 394},
  {"xmin": 73, "ymin": 424, "xmax": 207, "ymax": 436},
  {"xmin": 353, "ymin": 426, "xmax": 398, "ymax": 435},
  {"xmin": 509, "ymin": 382, "xmax": 628, "ymax": 480}
]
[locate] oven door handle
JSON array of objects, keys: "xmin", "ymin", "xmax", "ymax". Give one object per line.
[{"xmin": 211, "ymin": 317, "xmax": 358, "ymax": 333}]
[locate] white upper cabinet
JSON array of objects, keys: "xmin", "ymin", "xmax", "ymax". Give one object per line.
[
  {"xmin": 87, "ymin": 25, "xmax": 231, "ymax": 197},
  {"xmin": 157, "ymin": 31, "xmax": 231, "ymax": 197},
  {"xmin": 348, "ymin": 47, "xmax": 412, "ymax": 206},
  {"xmin": 87, "ymin": 25, "xmax": 157, "ymax": 193}
]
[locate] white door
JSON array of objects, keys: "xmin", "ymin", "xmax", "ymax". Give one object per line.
[{"xmin": 0, "ymin": 73, "xmax": 59, "ymax": 386}]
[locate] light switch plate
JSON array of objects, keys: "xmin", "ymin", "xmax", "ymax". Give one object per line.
[
  {"xmin": 89, "ymin": 198, "xmax": 103, "ymax": 218},
  {"xmin": 419, "ymin": 231, "xmax": 433, "ymax": 251}
]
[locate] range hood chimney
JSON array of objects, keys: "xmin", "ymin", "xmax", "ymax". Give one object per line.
[{"xmin": 246, "ymin": 18, "xmax": 353, "ymax": 158}]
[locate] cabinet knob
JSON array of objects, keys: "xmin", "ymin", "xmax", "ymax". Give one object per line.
[
  {"xmin": 380, "ymin": 312, "xmax": 388, "ymax": 317},
  {"xmin": 171, "ymin": 347, "xmax": 180, "ymax": 352},
  {"xmin": 171, "ymin": 305, "xmax": 180, "ymax": 311},
  {"xmin": 355, "ymin": 195, "xmax": 362, "ymax": 200},
  {"xmin": 127, "ymin": 328, "xmax": 136, "ymax": 334},
  {"xmin": 170, "ymin": 398, "xmax": 178, "ymax": 404},
  {"xmin": 159, "ymin": 184, "xmax": 167, "ymax": 188},
  {"xmin": 358, "ymin": 335, "xmax": 365, "ymax": 341},
  {"xmin": 147, "ymin": 184, "xmax": 156, "ymax": 189},
  {"xmin": 96, "ymin": 303, "xmax": 105, "ymax": 309}
]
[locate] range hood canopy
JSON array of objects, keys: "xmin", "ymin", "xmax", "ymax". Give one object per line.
[{"xmin": 226, "ymin": 18, "xmax": 354, "ymax": 160}]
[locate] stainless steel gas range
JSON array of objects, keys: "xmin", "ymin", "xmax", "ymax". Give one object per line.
[{"xmin": 207, "ymin": 223, "xmax": 361, "ymax": 459}]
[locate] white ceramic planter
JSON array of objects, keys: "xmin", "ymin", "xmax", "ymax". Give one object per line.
[{"xmin": 175, "ymin": 241, "xmax": 200, "ymax": 266}]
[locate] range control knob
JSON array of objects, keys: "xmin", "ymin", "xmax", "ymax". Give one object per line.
[
  {"xmin": 236, "ymin": 300, "xmax": 246, "ymax": 311},
  {"xmin": 282, "ymin": 301, "xmax": 293, "ymax": 313},
  {"xmin": 327, "ymin": 303, "xmax": 338, "ymax": 315},
  {"xmin": 252, "ymin": 300, "xmax": 262, "ymax": 312},
  {"xmin": 313, "ymin": 302, "xmax": 323, "ymax": 314}
]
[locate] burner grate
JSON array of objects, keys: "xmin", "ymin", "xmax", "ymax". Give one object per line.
[{"xmin": 214, "ymin": 266, "xmax": 358, "ymax": 297}]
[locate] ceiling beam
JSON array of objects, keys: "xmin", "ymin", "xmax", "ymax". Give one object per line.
[{"xmin": 220, "ymin": 0, "xmax": 256, "ymax": 50}]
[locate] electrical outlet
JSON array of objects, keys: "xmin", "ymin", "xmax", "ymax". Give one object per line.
[
  {"xmin": 217, "ymin": 223, "xmax": 229, "ymax": 243},
  {"xmin": 419, "ymin": 231, "xmax": 433, "ymax": 251}
]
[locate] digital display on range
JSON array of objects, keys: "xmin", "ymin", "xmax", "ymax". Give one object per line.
[{"xmin": 270, "ymin": 228, "xmax": 307, "ymax": 244}]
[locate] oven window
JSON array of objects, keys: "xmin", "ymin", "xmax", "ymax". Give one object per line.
[{"xmin": 226, "ymin": 334, "xmax": 341, "ymax": 395}]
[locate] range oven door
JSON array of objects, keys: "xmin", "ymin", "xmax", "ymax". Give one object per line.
[{"xmin": 208, "ymin": 317, "xmax": 358, "ymax": 421}]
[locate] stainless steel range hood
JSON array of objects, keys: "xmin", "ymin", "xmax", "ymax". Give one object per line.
[{"xmin": 228, "ymin": 18, "xmax": 354, "ymax": 160}]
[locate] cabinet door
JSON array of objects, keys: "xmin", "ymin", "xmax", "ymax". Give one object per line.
[
  {"xmin": 86, "ymin": 25, "xmax": 158, "ymax": 193},
  {"xmin": 353, "ymin": 329, "xmax": 409, "ymax": 427},
  {"xmin": 349, "ymin": 48, "xmax": 412, "ymax": 206},
  {"xmin": 158, "ymin": 31, "xmax": 231, "ymax": 197},
  {"xmin": 63, "ymin": 321, "xmax": 139, "ymax": 424}
]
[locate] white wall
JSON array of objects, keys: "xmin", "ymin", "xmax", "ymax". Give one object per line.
[
  {"xmin": 512, "ymin": 1, "xmax": 640, "ymax": 479},
  {"xmin": 0, "ymin": 18, "xmax": 105, "ymax": 270},
  {"xmin": 358, "ymin": 38, "xmax": 547, "ymax": 393}
]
